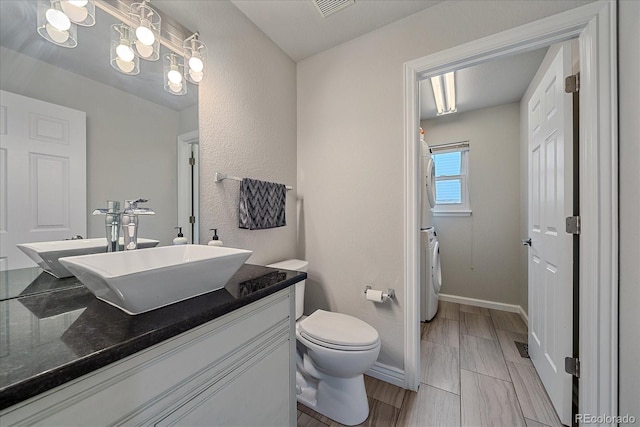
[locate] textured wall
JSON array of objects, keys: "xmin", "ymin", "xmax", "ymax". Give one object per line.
[
  {"xmin": 423, "ymin": 103, "xmax": 521, "ymax": 305},
  {"xmin": 157, "ymin": 1, "xmax": 298, "ymax": 265},
  {"xmin": 618, "ymin": 0, "xmax": 640, "ymax": 423},
  {"xmin": 297, "ymin": 0, "xmax": 595, "ymax": 370},
  {"xmin": 0, "ymin": 46, "xmax": 183, "ymax": 246}
]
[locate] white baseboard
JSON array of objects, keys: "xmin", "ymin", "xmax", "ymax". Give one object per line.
[
  {"xmin": 518, "ymin": 305, "xmax": 529, "ymax": 326},
  {"xmin": 439, "ymin": 294, "xmax": 528, "ymax": 326},
  {"xmin": 366, "ymin": 361, "xmax": 405, "ymax": 388}
]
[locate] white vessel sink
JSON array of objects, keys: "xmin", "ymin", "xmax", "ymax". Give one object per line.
[
  {"xmin": 59, "ymin": 245, "xmax": 253, "ymax": 315},
  {"xmin": 17, "ymin": 238, "xmax": 160, "ymax": 279}
]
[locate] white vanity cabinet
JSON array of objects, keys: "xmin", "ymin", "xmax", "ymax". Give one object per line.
[{"xmin": 0, "ymin": 288, "xmax": 296, "ymax": 427}]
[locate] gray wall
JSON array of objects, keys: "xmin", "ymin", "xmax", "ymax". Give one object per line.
[
  {"xmin": 0, "ymin": 46, "xmax": 187, "ymax": 246},
  {"xmin": 179, "ymin": 104, "xmax": 198, "ymax": 135},
  {"xmin": 297, "ymin": 0, "xmax": 594, "ymax": 370},
  {"xmin": 422, "ymin": 103, "xmax": 522, "ymax": 306},
  {"xmin": 158, "ymin": 1, "xmax": 298, "ymax": 265},
  {"xmin": 618, "ymin": 0, "xmax": 640, "ymax": 423}
]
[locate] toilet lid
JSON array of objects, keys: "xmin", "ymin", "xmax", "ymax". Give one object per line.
[{"xmin": 299, "ymin": 310, "xmax": 380, "ymax": 350}]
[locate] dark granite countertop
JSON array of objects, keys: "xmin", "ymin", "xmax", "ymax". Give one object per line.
[
  {"xmin": 0, "ymin": 264, "xmax": 305, "ymax": 410},
  {"xmin": 0, "ymin": 267, "xmax": 83, "ymax": 301}
]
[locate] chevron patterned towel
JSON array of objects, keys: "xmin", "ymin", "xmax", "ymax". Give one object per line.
[{"xmin": 239, "ymin": 178, "xmax": 287, "ymax": 230}]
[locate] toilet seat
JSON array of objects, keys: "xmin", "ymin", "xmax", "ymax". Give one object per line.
[{"xmin": 299, "ymin": 310, "xmax": 380, "ymax": 351}]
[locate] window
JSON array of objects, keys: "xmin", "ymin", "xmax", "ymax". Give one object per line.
[{"xmin": 432, "ymin": 143, "xmax": 471, "ymax": 216}]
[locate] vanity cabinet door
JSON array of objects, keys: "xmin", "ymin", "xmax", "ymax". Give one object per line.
[{"xmin": 157, "ymin": 337, "xmax": 291, "ymax": 426}]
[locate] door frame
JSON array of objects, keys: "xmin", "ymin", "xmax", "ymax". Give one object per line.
[
  {"xmin": 402, "ymin": 0, "xmax": 617, "ymax": 419},
  {"xmin": 177, "ymin": 130, "xmax": 199, "ymax": 244}
]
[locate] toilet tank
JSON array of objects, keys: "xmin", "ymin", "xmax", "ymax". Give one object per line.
[{"xmin": 266, "ymin": 259, "xmax": 308, "ymax": 320}]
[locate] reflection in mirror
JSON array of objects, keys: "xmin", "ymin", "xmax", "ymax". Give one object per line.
[
  {"xmin": 0, "ymin": 2, "xmax": 199, "ymax": 271},
  {"xmin": 0, "ymin": 267, "xmax": 81, "ymax": 301}
]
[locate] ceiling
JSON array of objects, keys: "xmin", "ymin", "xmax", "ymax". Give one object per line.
[
  {"xmin": 229, "ymin": 0, "xmax": 547, "ymax": 119},
  {"xmin": 231, "ymin": 0, "xmax": 442, "ymax": 62},
  {"xmin": 0, "ymin": 1, "xmax": 197, "ymax": 111},
  {"xmin": 420, "ymin": 48, "xmax": 548, "ymax": 120},
  {"xmin": 1, "ymin": 1, "xmax": 547, "ymax": 117}
]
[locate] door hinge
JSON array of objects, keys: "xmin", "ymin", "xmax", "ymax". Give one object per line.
[
  {"xmin": 565, "ymin": 357, "xmax": 580, "ymax": 378},
  {"xmin": 189, "ymin": 216, "xmax": 196, "ymax": 224},
  {"xmin": 566, "ymin": 216, "xmax": 581, "ymax": 235},
  {"xmin": 565, "ymin": 73, "xmax": 580, "ymax": 93},
  {"xmin": 188, "ymin": 157, "xmax": 195, "ymax": 166}
]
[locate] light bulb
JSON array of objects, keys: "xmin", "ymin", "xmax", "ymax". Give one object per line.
[
  {"xmin": 188, "ymin": 56, "xmax": 204, "ymax": 73},
  {"xmin": 45, "ymin": 7, "xmax": 71, "ymax": 31},
  {"xmin": 116, "ymin": 58, "xmax": 135, "ymax": 73},
  {"xmin": 61, "ymin": 1, "xmax": 88, "ymax": 22},
  {"xmin": 168, "ymin": 81, "xmax": 183, "ymax": 93},
  {"xmin": 45, "ymin": 23, "xmax": 70, "ymax": 43},
  {"xmin": 135, "ymin": 41, "xmax": 154, "ymax": 58},
  {"xmin": 168, "ymin": 68, "xmax": 182, "ymax": 85},
  {"xmin": 444, "ymin": 71, "xmax": 456, "ymax": 112},
  {"xmin": 189, "ymin": 70, "xmax": 204, "ymax": 83},
  {"xmin": 116, "ymin": 43, "xmax": 134, "ymax": 62},
  {"xmin": 135, "ymin": 20, "xmax": 155, "ymax": 46}
]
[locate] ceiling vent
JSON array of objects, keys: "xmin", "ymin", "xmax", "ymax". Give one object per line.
[{"xmin": 313, "ymin": 0, "xmax": 356, "ymax": 18}]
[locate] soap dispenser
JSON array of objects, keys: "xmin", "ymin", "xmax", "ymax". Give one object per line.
[
  {"xmin": 173, "ymin": 227, "xmax": 188, "ymax": 245},
  {"xmin": 208, "ymin": 229, "xmax": 223, "ymax": 246}
]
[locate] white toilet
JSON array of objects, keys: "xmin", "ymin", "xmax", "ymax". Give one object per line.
[{"xmin": 266, "ymin": 259, "xmax": 381, "ymax": 426}]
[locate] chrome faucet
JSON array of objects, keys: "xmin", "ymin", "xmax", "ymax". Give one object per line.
[
  {"xmin": 93, "ymin": 199, "xmax": 155, "ymax": 251},
  {"xmin": 122, "ymin": 199, "xmax": 155, "ymax": 250},
  {"xmin": 92, "ymin": 200, "xmax": 122, "ymax": 252}
]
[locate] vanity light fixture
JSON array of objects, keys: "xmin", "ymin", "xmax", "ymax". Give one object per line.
[
  {"xmin": 130, "ymin": 1, "xmax": 160, "ymax": 61},
  {"xmin": 164, "ymin": 52, "xmax": 187, "ymax": 95},
  {"xmin": 60, "ymin": 0, "xmax": 95, "ymax": 27},
  {"xmin": 37, "ymin": 0, "xmax": 78, "ymax": 48},
  {"xmin": 183, "ymin": 33, "xmax": 207, "ymax": 84},
  {"xmin": 430, "ymin": 71, "xmax": 457, "ymax": 115},
  {"xmin": 110, "ymin": 23, "xmax": 140, "ymax": 75},
  {"xmin": 35, "ymin": 0, "xmax": 203, "ymax": 95}
]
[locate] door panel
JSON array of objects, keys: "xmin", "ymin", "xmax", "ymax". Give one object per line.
[{"xmin": 527, "ymin": 43, "xmax": 573, "ymax": 425}]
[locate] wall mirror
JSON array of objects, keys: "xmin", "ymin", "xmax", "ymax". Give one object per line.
[{"xmin": 0, "ymin": 1, "xmax": 199, "ymax": 275}]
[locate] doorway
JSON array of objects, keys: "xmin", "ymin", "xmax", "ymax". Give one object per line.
[
  {"xmin": 403, "ymin": 1, "xmax": 617, "ymax": 420},
  {"xmin": 177, "ymin": 130, "xmax": 199, "ymax": 244}
]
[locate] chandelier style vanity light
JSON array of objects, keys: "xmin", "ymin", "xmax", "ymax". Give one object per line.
[
  {"xmin": 36, "ymin": 0, "xmax": 206, "ymax": 95},
  {"xmin": 164, "ymin": 52, "xmax": 187, "ymax": 95},
  {"xmin": 37, "ymin": 0, "xmax": 79, "ymax": 47},
  {"xmin": 183, "ymin": 33, "xmax": 206, "ymax": 84},
  {"xmin": 110, "ymin": 22, "xmax": 140, "ymax": 75},
  {"xmin": 129, "ymin": 1, "xmax": 160, "ymax": 61}
]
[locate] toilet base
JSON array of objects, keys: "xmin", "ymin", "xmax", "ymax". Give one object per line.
[{"xmin": 296, "ymin": 371, "xmax": 369, "ymax": 426}]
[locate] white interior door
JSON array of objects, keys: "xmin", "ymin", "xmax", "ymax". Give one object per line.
[
  {"xmin": 0, "ymin": 90, "xmax": 86, "ymax": 271},
  {"xmin": 526, "ymin": 44, "xmax": 573, "ymax": 425}
]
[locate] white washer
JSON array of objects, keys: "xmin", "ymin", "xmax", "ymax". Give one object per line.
[
  {"xmin": 421, "ymin": 227, "xmax": 441, "ymax": 321},
  {"xmin": 420, "ymin": 229, "xmax": 432, "ymax": 322},
  {"xmin": 421, "ymin": 139, "xmax": 435, "ymax": 229}
]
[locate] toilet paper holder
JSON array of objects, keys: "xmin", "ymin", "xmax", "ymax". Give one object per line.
[{"xmin": 364, "ymin": 286, "xmax": 395, "ymax": 302}]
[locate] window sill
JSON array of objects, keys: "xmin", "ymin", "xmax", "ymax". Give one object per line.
[{"xmin": 433, "ymin": 210, "xmax": 472, "ymax": 217}]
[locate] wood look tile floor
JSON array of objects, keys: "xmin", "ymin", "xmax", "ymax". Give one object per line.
[{"xmin": 297, "ymin": 302, "xmax": 564, "ymax": 427}]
